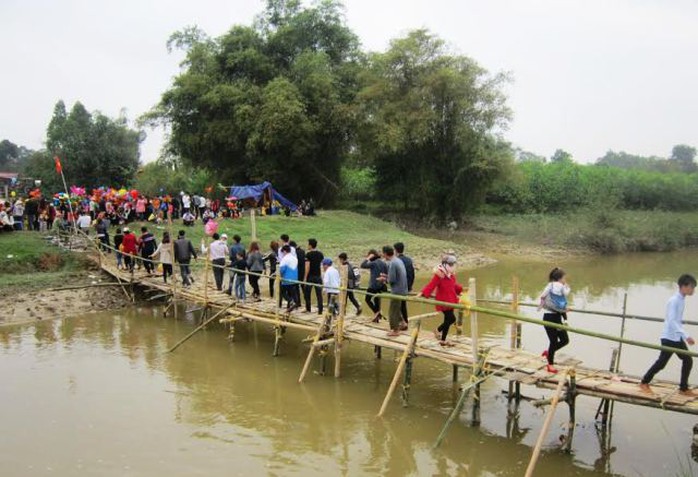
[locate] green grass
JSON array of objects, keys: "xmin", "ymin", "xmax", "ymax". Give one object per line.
[
  {"xmin": 130, "ymin": 209, "xmax": 468, "ymax": 266},
  {"xmin": 471, "ymin": 210, "xmax": 698, "ymax": 254},
  {"xmin": 0, "ymin": 232, "xmax": 90, "ymax": 290}
]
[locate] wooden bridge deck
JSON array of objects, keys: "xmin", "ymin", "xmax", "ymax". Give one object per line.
[{"xmin": 99, "ymin": 260, "xmax": 698, "ymax": 415}]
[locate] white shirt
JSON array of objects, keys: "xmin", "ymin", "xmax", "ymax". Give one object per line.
[
  {"xmin": 323, "ymin": 266, "xmax": 340, "ymax": 294},
  {"xmin": 209, "ymin": 240, "xmax": 228, "ymax": 261},
  {"xmin": 77, "ymin": 215, "xmax": 92, "ymax": 228},
  {"xmin": 182, "ymin": 195, "xmax": 191, "ymax": 208}
]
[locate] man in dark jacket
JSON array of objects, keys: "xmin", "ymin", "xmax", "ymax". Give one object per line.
[
  {"xmin": 174, "ymin": 230, "xmax": 197, "ymax": 286},
  {"xmin": 394, "ymin": 242, "xmax": 415, "ymax": 327}
]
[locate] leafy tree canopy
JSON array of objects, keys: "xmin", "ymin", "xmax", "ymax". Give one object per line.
[
  {"xmin": 356, "ymin": 29, "xmax": 513, "ymax": 219},
  {"xmin": 147, "ymin": 0, "xmax": 361, "ymax": 204},
  {"xmin": 25, "ymin": 100, "xmax": 142, "ymax": 191}
]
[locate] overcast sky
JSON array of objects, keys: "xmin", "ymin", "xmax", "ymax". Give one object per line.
[{"xmin": 1, "ymin": 0, "xmax": 696, "ymax": 164}]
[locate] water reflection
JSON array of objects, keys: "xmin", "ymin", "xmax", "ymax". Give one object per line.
[{"xmin": 4, "ymin": 249, "xmax": 698, "ymax": 477}]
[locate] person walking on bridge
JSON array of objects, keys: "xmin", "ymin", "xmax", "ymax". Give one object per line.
[
  {"xmin": 640, "ymin": 274, "xmax": 697, "ymax": 396},
  {"xmin": 417, "ymin": 254, "xmax": 463, "ymax": 347},
  {"xmin": 174, "ymin": 230, "xmax": 197, "ymax": 287},
  {"xmin": 538, "ymin": 267, "xmax": 571, "ymax": 374},
  {"xmin": 361, "ymin": 249, "xmax": 388, "ymax": 323}
]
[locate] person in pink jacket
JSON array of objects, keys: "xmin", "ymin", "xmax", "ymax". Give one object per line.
[{"xmin": 417, "ymin": 255, "xmax": 463, "ymax": 346}]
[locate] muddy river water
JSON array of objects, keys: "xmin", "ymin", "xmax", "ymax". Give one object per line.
[{"xmin": 4, "ymin": 251, "xmax": 698, "ymax": 476}]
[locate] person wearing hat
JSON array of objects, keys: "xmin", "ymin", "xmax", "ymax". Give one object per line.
[
  {"xmin": 322, "ymin": 258, "xmax": 340, "ymax": 315},
  {"xmin": 417, "ymin": 254, "xmax": 463, "ymax": 346}
]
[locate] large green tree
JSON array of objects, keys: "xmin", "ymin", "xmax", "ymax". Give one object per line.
[
  {"xmin": 0, "ymin": 139, "xmax": 34, "ymax": 172},
  {"xmin": 26, "ymin": 100, "xmax": 142, "ymax": 191},
  {"xmin": 356, "ymin": 30, "xmax": 513, "ymax": 219},
  {"xmin": 147, "ymin": 0, "xmax": 361, "ymax": 203}
]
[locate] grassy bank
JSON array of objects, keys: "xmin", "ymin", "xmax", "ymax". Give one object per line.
[
  {"xmin": 125, "ymin": 210, "xmax": 477, "ymax": 269},
  {"xmin": 0, "ymin": 232, "xmax": 92, "ymax": 291},
  {"xmin": 470, "ymin": 210, "xmax": 698, "ymax": 254}
]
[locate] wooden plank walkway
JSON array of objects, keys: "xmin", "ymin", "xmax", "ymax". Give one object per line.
[{"xmin": 99, "ymin": 260, "xmax": 698, "ymax": 415}]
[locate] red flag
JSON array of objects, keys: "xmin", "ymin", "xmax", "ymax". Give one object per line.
[{"xmin": 54, "ymin": 156, "xmax": 62, "ymax": 174}]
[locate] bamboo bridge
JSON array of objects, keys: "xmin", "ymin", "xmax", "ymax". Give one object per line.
[{"xmin": 74, "ymin": 233, "xmax": 698, "ymax": 474}]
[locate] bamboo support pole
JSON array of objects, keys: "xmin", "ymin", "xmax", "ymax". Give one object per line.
[
  {"xmin": 299, "ymin": 320, "xmax": 326, "ymax": 383},
  {"xmin": 524, "ymin": 371, "xmax": 569, "ymax": 477},
  {"xmin": 335, "ymin": 264, "xmax": 349, "ymax": 378},
  {"xmin": 250, "ymin": 208, "xmax": 257, "ymax": 241},
  {"xmin": 433, "ymin": 359, "xmax": 512, "ymax": 448},
  {"xmin": 168, "ymin": 305, "xmax": 232, "ymax": 353},
  {"xmin": 48, "ymin": 282, "xmax": 129, "ymax": 291},
  {"xmin": 377, "ymin": 324, "xmax": 421, "ymax": 417},
  {"xmin": 564, "ymin": 370, "xmax": 577, "ymax": 453}
]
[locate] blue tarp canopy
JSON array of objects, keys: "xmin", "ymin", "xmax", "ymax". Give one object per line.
[{"xmin": 229, "ymin": 181, "xmax": 297, "ymax": 211}]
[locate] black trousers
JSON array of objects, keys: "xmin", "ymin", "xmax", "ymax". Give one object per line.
[
  {"xmin": 438, "ymin": 309, "xmax": 456, "ymax": 341},
  {"xmin": 249, "ymin": 274, "xmax": 261, "ymax": 297},
  {"xmin": 305, "ymin": 276, "xmax": 323, "ymax": 313},
  {"xmin": 162, "ymin": 264, "xmax": 172, "ymax": 283},
  {"xmin": 543, "ymin": 312, "xmax": 569, "ymax": 365},
  {"xmin": 347, "ymin": 291, "xmax": 361, "ymax": 311},
  {"xmin": 281, "ymin": 284, "xmax": 296, "ymax": 308},
  {"xmin": 642, "ymin": 338, "xmax": 693, "ymax": 391},
  {"xmin": 365, "ymin": 286, "xmax": 385, "ymax": 314},
  {"xmin": 212, "ymin": 258, "xmax": 225, "ymax": 290},
  {"xmin": 400, "ymin": 301, "xmax": 409, "ymax": 323}
]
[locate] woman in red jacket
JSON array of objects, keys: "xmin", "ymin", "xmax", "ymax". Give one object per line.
[
  {"xmin": 417, "ymin": 255, "xmax": 463, "ymax": 346},
  {"xmin": 120, "ymin": 227, "xmax": 138, "ymax": 272}
]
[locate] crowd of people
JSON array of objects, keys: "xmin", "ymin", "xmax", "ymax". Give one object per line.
[{"xmin": 0, "ymin": 187, "xmax": 316, "ymax": 235}]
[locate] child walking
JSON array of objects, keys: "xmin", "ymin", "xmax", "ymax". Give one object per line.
[
  {"xmin": 418, "ymin": 255, "xmax": 463, "ymax": 347},
  {"xmin": 640, "ymin": 274, "xmax": 697, "ymax": 396},
  {"xmin": 539, "ymin": 267, "xmax": 571, "ymax": 374}
]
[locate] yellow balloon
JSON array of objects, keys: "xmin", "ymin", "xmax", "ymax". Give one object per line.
[{"xmin": 10, "ymin": 191, "xmax": 16, "ymax": 197}]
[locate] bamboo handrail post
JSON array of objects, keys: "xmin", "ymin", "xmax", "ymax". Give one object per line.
[
  {"xmin": 524, "ymin": 371, "xmax": 569, "ymax": 477},
  {"xmin": 273, "ymin": 273, "xmax": 282, "ymax": 357},
  {"xmin": 377, "ymin": 325, "xmax": 420, "ymax": 417},
  {"xmin": 452, "ymin": 365, "xmax": 459, "ymax": 383},
  {"xmin": 401, "ymin": 319, "xmax": 421, "ymax": 407},
  {"xmin": 203, "ymin": 238, "xmax": 211, "ymax": 305},
  {"xmin": 508, "ymin": 276, "xmax": 519, "ymax": 402},
  {"xmin": 335, "ymin": 264, "xmax": 349, "ymax": 378},
  {"xmin": 468, "ymin": 278, "xmax": 481, "ymax": 425}
]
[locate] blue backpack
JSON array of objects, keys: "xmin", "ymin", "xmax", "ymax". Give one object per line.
[{"xmin": 548, "ymin": 292, "xmax": 567, "ymax": 312}]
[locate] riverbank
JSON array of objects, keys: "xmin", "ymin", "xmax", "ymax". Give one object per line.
[{"xmin": 0, "ymin": 233, "xmax": 129, "ymax": 325}]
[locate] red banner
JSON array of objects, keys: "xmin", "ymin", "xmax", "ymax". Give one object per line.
[{"xmin": 54, "ymin": 156, "xmax": 62, "ymax": 174}]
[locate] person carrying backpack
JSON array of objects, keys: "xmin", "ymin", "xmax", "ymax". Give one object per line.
[{"xmin": 538, "ymin": 267, "xmax": 571, "ymax": 374}]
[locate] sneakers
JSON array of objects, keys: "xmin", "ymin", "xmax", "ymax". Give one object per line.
[
  {"xmin": 541, "ymin": 350, "xmax": 549, "ymax": 358},
  {"xmin": 356, "ymin": 307, "xmax": 362, "ymax": 316},
  {"xmin": 545, "ymin": 364, "xmax": 558, "ymax": 374}
]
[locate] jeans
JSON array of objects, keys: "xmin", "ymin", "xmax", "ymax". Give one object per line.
[
  {"xmin": 234, "ymin": 274, "xmax": 246, "ymax": 300},
  {"xmin": 642, "ymin": 338, "xmax": 693, "ymax": 390},
  {"xmin": 179, "ymin": 263, "xmax": 192, "ymax": 286}
]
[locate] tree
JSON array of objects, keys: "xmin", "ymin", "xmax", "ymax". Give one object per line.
[
  {"xmin": 515, "ymin": 148, "xmax": 546, "ymax": 163},
  {"xmin": 147, "ymin": 0, "xmax": 361, "ymax": 203},
  {"xmin": 25, "ymin": 100, "xmax": 142, "ymax": 190},
  {"xmin": 670, "ymin": 144, "xmax": 697, "ymax": 172},
  {"xmin": 356, "ymin": 29, "xmax": 513, "ymax": 219},
  {"xmin": 550, "ymin": 149, "xmax": 573, "ymax": 163},
  {"xmin": 0, "ymin": 139, "xmax": 34, "ymax": 172}
]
